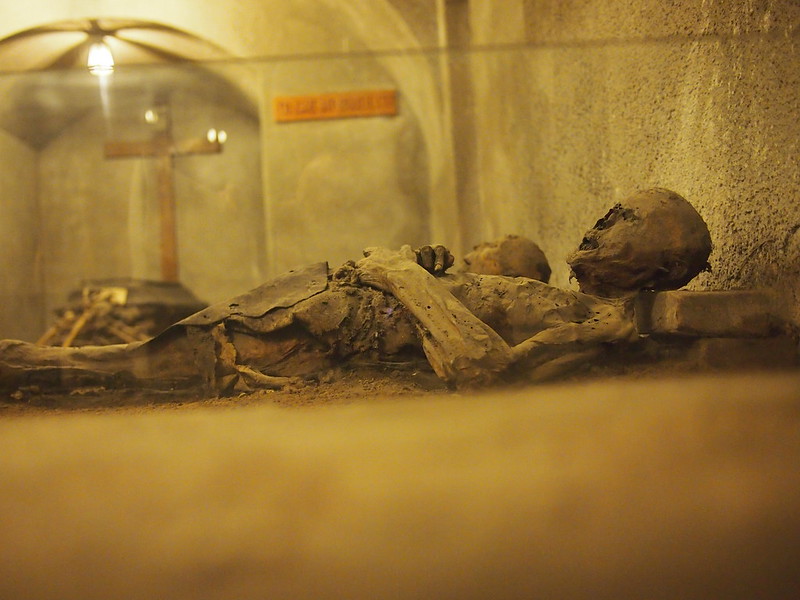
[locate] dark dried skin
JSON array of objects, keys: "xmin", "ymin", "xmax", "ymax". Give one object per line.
[
  {"xmin": 414, "ymin": 245, "xmax": 455, "ymax": 275},
  {"xmin": 567, "ymin": 188, "xmax": 712, "ymax": 297},
  {"xmin": 463, "ymin": 235, "xmax": 551, "ymax": 283},
  {"xmin": 578, "ymin": 205, "xmax": 638, "ymax": 251}
]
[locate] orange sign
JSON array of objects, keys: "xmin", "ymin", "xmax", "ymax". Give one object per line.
[{"xmin": 273, "ymin": 89, "xmax": 398, "ymax": 123}]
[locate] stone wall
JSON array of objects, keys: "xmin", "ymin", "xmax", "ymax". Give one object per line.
[
  {"xmin": 260, "ymin": 56, "xmax": 434, "ymax": 275},
  {"xmin": 467, "ymin": 0, "xmax": 800, "ymax": 325},
  {"xmin": 0, "ymin": 130, "xmax": 40, "ymax": 341}
]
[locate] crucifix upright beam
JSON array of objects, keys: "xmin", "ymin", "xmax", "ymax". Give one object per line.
[{"xmin": 105, "ymin": 105, "xmax": 222, "ymax": 282}]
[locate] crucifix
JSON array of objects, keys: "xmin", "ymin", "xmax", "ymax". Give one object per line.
[{"xmin": 105, "ymin": 103, "xmax": 223, "ymax": 282}]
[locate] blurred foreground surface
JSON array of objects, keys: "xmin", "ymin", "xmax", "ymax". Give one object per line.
[{"xmin": 0, "ymin": 370, "xmax": 799, "ymax": 599}]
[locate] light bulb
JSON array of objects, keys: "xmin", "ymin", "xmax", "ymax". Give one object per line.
[{"xmin": 88, "ymin": 40, "xmax": 114, "ymax": 76}]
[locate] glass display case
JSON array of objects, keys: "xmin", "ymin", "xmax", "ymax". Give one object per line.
[{"xmin": 1, "ymin": 35, "xmax": 798, "ymax": 344}]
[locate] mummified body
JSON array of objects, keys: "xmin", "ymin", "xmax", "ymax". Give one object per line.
[
  {"xmin": 0, "ymin": 188, "xmax": 711, "ymax": 393},
  {"xmin": 0, "ymin": 251, "xmax": 633, "ymax": 393}
]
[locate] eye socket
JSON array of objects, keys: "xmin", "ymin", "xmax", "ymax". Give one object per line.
[
  {"xmin": 592, "ymin": 204, "xmax": 622, "ymax": 230},
  {"xmin": 592, "ymin": 204, "xmax": 637, "ymax": 231},
  {"xmin": 579, "ymin": 237, "xmax": 599, "ymax": 251}
]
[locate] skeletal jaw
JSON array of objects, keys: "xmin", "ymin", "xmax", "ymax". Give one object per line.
[{"xmin": 567, "ymin": 188, "xmax": 712, "ymax": 297}]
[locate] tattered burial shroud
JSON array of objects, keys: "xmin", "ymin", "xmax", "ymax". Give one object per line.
[{"xmin": 0, "ymin": 248, "xmax": 635, "ymax": 392}]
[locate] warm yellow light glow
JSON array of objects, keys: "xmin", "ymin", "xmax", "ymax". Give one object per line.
[
  {"xmin": 88, "ymin": 40, "xmax": 114, "ymax": 76},
  {"xmin": 206, "ymin": 129, "xmax": 228, "ymax": 144},
  {"xmin": 144, "ymin": 109, "xmax": 158, "ymax": 124}
]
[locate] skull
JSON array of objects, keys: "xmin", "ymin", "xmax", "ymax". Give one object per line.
[
  {"xmin": 567, "ymin": 188, "xmax": 712, "ymax": 297},
  {"xmin": 464, "ymin": 234, "xmax": 551, "ymax": 283}
]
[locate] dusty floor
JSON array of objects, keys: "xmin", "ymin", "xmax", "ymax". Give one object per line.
[
  {"xmin": 0, "ymin": 363, "xmax": 448, "ymax": 415},
  {"xmin": 0, "ymin": 352, "xmax": 718, "ymax": 416}
]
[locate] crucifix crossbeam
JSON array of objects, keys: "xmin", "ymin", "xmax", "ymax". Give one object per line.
[{"xmin": 105, "ymin": 110, "xmax": 222, "ymax": 282}]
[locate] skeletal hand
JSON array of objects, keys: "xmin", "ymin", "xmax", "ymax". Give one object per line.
[
  {"xmin": 356, "ymin": 245, "xmax": 454, "ymax": 292},
  {"xmin": 414, "ymin": 245, "xmax": 454, "ymax": 275}
]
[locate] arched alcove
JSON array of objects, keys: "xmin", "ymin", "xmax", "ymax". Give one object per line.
[
  {"xmin": 32, "ymin": 63, "xmax": 265, "ymax": 315},
  {"xmin": 0, "ymin": 0, "xmax": 456, "ymax": 245},
  {"xmin": 0, "ymin": 3, "xmax": 455, "ymax": 342},
  {"xmin": 0, "ymin": 19, "xmax": 265, "ymax": 338}
]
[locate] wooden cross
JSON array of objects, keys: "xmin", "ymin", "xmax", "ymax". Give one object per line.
[{"xmin": 105, "ymin": 106, "xmax": 222, "ymax": 282}]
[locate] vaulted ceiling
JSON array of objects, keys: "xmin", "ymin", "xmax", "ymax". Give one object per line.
[
  {"xmin": 0, "ymin": 18, "xmax": 228, "ymax": 73},
  {"xmin": 0, "ymin": 19, "xmax": 250, "ymax": 148},
  {"xmin": 0, "ymin": 2, "xmax": 437, "ymax": 149}
]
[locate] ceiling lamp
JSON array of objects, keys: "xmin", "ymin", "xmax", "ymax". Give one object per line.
[{"xmin": 87, "ymin": 38, "xmax": 114, "ymax": 76}]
